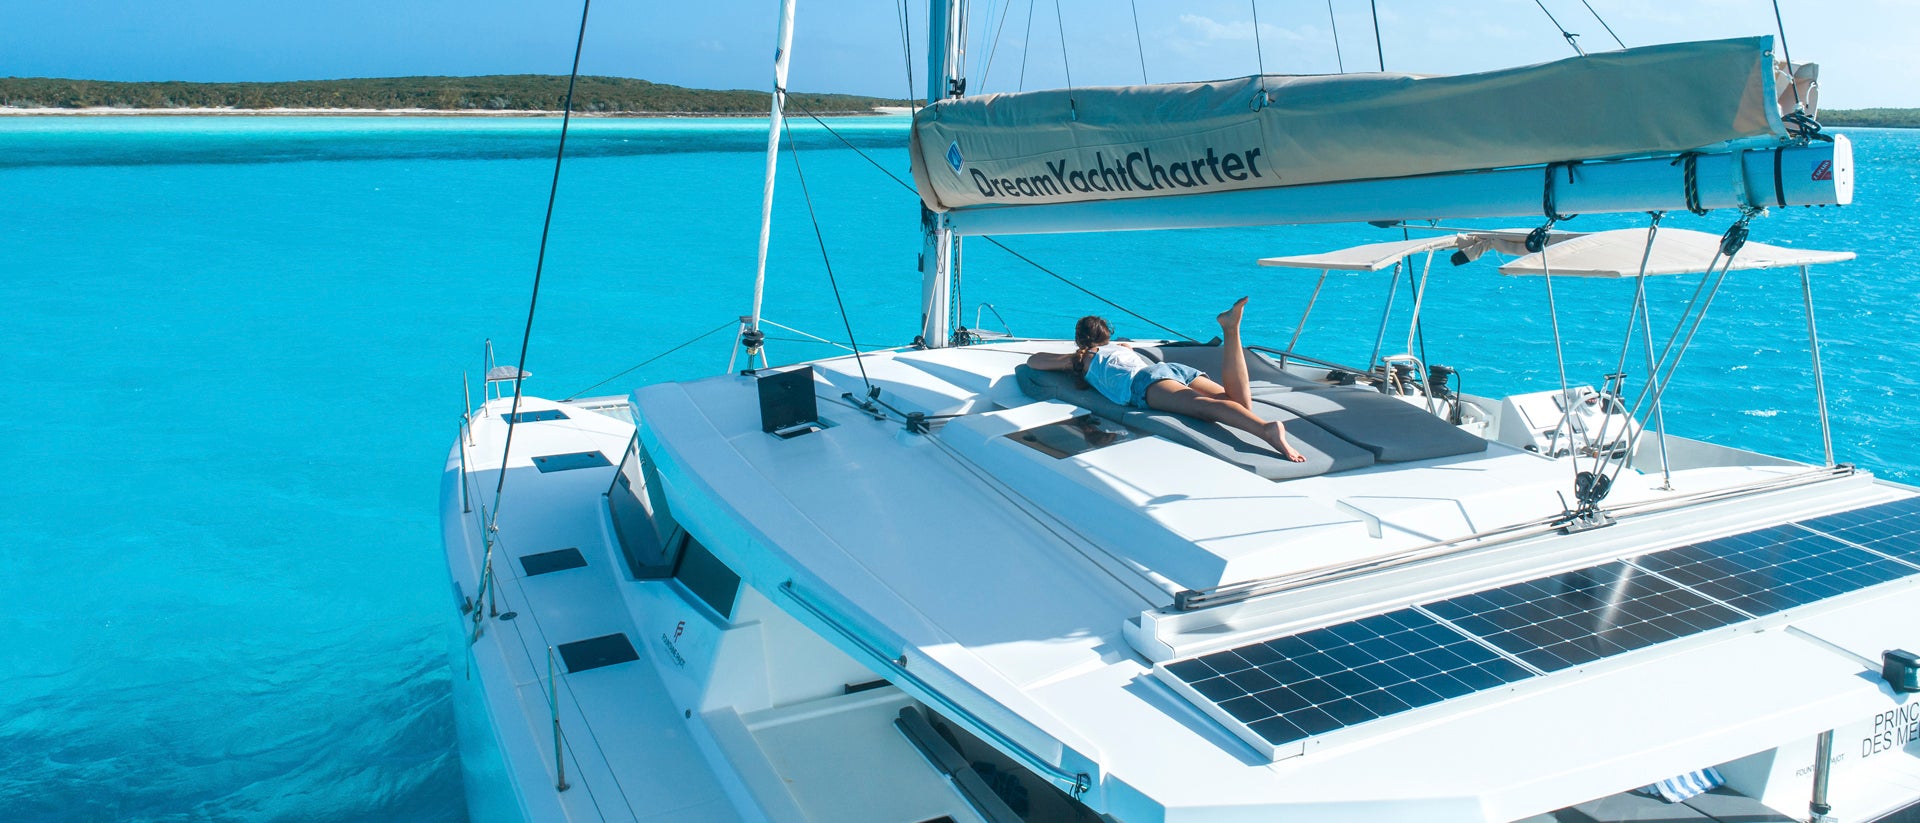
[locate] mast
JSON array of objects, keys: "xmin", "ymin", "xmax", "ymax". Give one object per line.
[
  {"xmin": 738, "ymin": 0, "xmax": 798, "ymax": 371},
  {"xmin": 919, "ymin": 0, "xmax": 964, "ymax": 348}
]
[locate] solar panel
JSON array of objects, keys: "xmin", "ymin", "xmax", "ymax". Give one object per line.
[
  {"xmin": 1161, "ymin": 608, "xmax": 1533, "ymax": 752},
  {"xmin": 1630, "ymin": 523, "xmax": 1916, "ymax": 617},
  {"xmin": 1795, "ymin": 496, "xmax": 1920, "ymax": 566},
  {"xmin": 1423, "ymin": 561, "xmax": 1745, "ymax": 673},
  {"xmin": 1163, "ymin": 499, "xmax": 1920, "ymax": 757}
]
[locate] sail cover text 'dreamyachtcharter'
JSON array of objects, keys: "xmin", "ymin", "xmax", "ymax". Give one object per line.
[{"xmin": 909, "ymin": 37, "xmax": 1798, "ymax": 212}]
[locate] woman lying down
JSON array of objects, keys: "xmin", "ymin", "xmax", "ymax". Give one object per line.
[{"xmin": 1026, "ymin": 297, "xmax": 1306, "ymax": 462}]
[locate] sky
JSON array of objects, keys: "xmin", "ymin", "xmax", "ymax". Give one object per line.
[{"xmin": 4, "ymin": 0, "xmax": 1915, "ymax": 107}]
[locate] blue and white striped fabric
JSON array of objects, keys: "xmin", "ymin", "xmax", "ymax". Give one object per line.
[{"xmin": 1636, "ymin": 767, "xmax": 1725, "ymax": 803}]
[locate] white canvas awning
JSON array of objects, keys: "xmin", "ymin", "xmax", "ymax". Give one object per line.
[
  {"xmin": 1498, "ymin": 228, "xmax": 1854, "ymax": 277},
  {"xmin": 1256, "ymin": 235, "xmax": 1464, "ymax": 271},
  {"xmin": 1257, "ymin": 229, "xmax": 1584, "ymax": 271}
]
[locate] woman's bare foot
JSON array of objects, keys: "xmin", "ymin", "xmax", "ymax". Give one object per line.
[
  {"xmin": 1262, "ymin": 421, "xmax": 1307, "ymax": 462},
  {"xmin": 1217, "ymin": 296, "xmax": 1248, "ymax": 330}
]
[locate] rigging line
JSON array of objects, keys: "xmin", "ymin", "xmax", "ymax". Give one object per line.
[
  {"xmin": 1368, "ymin": 0, "xmax": 1385, "ymax": 71},
  {"xmin": 1327, "ymin": 0, "xmax": 1345, "ymax": 73},
  {"xmin": 1538, "ymin": 242, "xmax": 1581, "ymax": 486},
  {"xmin": 1053, "ymin": 0, "xmax": 1075, "ymax": 111},
  {"xmin": 784, "ymin": 106, "xmax": 1194, "ymax": 348},
  {"xmin": 791, "ymin": 102, "xmax": 916, "ymax": 193},
  {"xmin": 978, "ymin": 235, "xmax": 1198, "ymax": 341},
  {"xmin": 492, "ymin": 0, "xmax": 592, "ymax": 512},
  {"xmin": 1018, "ymin": 0, "xmax": 1036, "ymax": 91},
  {"xmin": 1578, "ymin": 0, "xmax": 1625, "ymax": 49},
  {"xmin": 782, "ymin": 119, "xmax": 874, "ymax": 393},
  {"xmin": 979, "ymin": 0, "xmax": 1017, "ymax": 91},
  {"xmin": 1249, "ymin": 0, "xmax": 1269, "ymax": 78},
  {"xmin": 1588, "ymin": 213, "xmax": 1662, "ymax": 482},
  {"xmin": 897, "ymin": 0, "xmax": 918, "ymax": 112},
  {"xmin": 1772, "ymin": 0, "xmax": 1803, "ymax": 110},
  {"xmin": 1532, "ymin": 0, "xmax": 1585, "ymax": 56},
  {"xmin": 1129, "ymin": 0, "xmax": 1149, "ymax": 84},
  {"xmin": 561, "ymin": 319, "xmax": 735, "ymax": 401}
]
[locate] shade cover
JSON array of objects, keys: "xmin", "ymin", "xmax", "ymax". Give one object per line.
[
  {"xmin": 911, "ymin": 37, "xmax": 1788, "ymax": 213},
  {"xmin": 1497, "ymin": 228, "xmax": 1853, "ymax": 277},
  {"xmin": 1256, "ymin": 235, "xmax": 1466, "ymax": 271}
]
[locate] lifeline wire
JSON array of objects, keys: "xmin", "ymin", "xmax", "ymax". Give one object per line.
[{"xmin": 493, "ymin": 0, "xmax": 591, "ymax": 511}]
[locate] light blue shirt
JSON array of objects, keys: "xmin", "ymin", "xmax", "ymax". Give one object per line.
[{"xmin": 1085, "ymin": 344, "xmax": 1150, "ymax": 406}]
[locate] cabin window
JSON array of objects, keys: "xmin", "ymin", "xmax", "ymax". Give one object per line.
[
  {"xmin": 606, "ymin": 435, "xmax": 682, "ymax": 579},
  {"xmin": 673, "ymin": 534, "xmax": 740, "ymax": 620}
]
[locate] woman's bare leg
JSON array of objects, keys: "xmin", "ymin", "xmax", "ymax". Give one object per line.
[
  {"xmin": 1146, "ymin": 380, "xmax": 1305, "ymax": 461},
  {"xmin": 1217, "ymin": 297, "xmax": 1253, "ymax": 409}
]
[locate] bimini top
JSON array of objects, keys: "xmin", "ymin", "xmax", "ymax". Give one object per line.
[
  {"xmin": 1498, "ymin": 227, "xmax": 1855, "ymax": 277},
  {"xmin": 1256, "ymin": 235, "xmax": 1466, "ymax": 271},
  {"xmin": 910, "ymin": 37, "xmax": 1796, "ymax": 212}
]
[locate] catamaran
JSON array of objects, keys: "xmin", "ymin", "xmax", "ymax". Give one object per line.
[{"xmin": 439, "ymin": 3, "xmax": 1920, "ymax": 821}]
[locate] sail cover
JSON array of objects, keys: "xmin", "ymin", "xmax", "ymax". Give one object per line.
[{"xmin": 911, "ymin": 37, "xmax": 1788, "ymax": 213}]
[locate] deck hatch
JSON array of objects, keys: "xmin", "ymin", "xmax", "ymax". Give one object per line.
[
  {"xmin": 532, "ymin": 451, "xmax": 610, "ymax": 473},
  {"xmin": 1794, "ymin": 496, "xmax": 1920, "ymax": 565},
  {"xmin": 518, "ymin": 547, "xmax": 587, "ymax": 576},
  {"xmin": 1161, "ymin": 607, "xmax": 1533, "ymax": 753},
  {"xmin": 508, "ymin": 409, "xmax": 568, "ymax": 424},
  {"xmin": 556, "ymin": 634, "xmax": 639, "ymax": 673},
  {"xmin": 1425, "ymin": 561, "xmax": 1745, "ymax": 672},
  {"xmin": 1630, "ymin": 524, "xmax": 1917, "ymax": 618}
]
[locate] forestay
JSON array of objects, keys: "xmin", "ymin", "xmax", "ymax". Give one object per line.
[{"xmin": 911, "ymin": 37, "xmax": 1791, "ymax": 213}]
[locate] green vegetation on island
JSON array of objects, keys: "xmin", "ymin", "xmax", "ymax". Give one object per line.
[
  {"xmin": 1819, "ymin": 108, "xmax": 1920, "ymax": 129},
  {"xmin": 0, "ymin": 75, "xmax": 907, "ymax": 115}
]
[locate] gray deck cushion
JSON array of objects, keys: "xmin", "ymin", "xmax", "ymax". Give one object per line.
[
  {"xmin": 1256, "ymin": 387, "xmax": 1488, "ymax": 463},
  {"xmin": 1135, "ymin": 344, "xmax": 1325, "ymax": 392},
  {"xmin": 1013, "ymin": 365, "xmax": 1372, "ymax": 480},
  {"xmin": 1118, "ymin": 405, "xmax": 1374, "ymax": 479},
  {"xmin": 1678, "ymin": 787, "xmax": 1796, "ymax": 823},
  {"xmin": 1560, "ymin": 791, "xmax": 1712, "ymax": 823}
]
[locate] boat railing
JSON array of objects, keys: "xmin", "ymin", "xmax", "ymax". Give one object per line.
[
  {"xmin": 1171, "ymin": 462, "xmax": 1857, "ymax": 611},
  {"xmin": 547, "ymin": 645, "xmax": 570, "ymax": 793}
]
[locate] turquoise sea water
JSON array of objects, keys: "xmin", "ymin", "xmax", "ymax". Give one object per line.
[{"xmin": 2, "ymin": 116, "xmax": 1917, "ymax": 821}]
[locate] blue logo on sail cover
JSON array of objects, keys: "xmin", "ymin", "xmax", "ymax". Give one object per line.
[{"xmin": 947, "ymin": 142, "xmax": 963, "ymax": 174}]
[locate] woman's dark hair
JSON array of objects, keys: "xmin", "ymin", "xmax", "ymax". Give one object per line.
[{"xmin": 1070, "ymin": 316, "xmax": 1113, "ymax": 385}]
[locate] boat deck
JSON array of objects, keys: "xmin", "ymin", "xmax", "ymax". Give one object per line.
[{"xmin": 626, "ymin": 340, "xmax": 1920, "ymax": 821}]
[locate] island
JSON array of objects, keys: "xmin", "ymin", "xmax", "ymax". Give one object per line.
[{"xmin": 0, "ymin": 75, "xmax": 910, "ymax": 116}]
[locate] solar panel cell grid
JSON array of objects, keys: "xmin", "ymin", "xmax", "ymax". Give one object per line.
[
  {"xmin": 1796, "ymin": 496, "xmax": 1920, "ymax": 564},
  {"xmin": 1164, "ymin": 498, "xmax": 1920, "ymax": 755},
  {"xmin": 1422, "ymin": 562, "xmax": 1745, "ymax": 673},
  {"xmin": 1166, "ymin": 608, "xmax": 1533, "ymax": 748},
  {"xmin": 1632, "ymin": 524, "xmax": 1915, "ymax": 617}
]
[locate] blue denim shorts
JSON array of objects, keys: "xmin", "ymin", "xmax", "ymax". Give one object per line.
[{"xmin": 1128, "ymin": 362, "xmax": 1203, "ymax": 407}]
